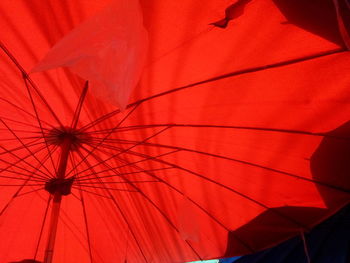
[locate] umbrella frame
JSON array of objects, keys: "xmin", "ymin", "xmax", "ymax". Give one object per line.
[{"xmin": 42, "ymin": 84, "xmax": 89, "ymax": 263}]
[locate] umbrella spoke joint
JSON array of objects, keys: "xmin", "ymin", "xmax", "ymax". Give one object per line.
[{"xmin": 44, "ymin": 177, "xmax": 74, "ymax": 196}]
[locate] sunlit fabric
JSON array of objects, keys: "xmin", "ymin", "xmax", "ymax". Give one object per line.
[{"xmin": 0, "ymin": 0, "xmax": 349, "ymax": 263}]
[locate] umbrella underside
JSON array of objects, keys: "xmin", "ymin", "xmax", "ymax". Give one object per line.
[{"xmin": 0, "ymin": 0, "xmax": 349, "ymax": 262}]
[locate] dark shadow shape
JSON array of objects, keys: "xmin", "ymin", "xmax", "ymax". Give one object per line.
[
  {"xmin": 211, "ymin": 0, "xmax": 253, "ymax": 28},
  {"xmin": 222, "ymin": 120, "xmax": 350, "ymax": 259},
  {"xmin": 272, "ymin": 0, "xmax": 350, "ymax": 47},
  {"xmin": 211, "ymin": 0, "xmax": 350, "ymax": 45},
  {"xmin": 311, "ymin": 120, "xmax": 350, "ymax": 207},
  {"xmin": 221, "ymin": 204, "xmax": 350, "ymax": 263},
  {"xmin": 224, "ymin": 206, "xmax": 329, "ymax": 256}
]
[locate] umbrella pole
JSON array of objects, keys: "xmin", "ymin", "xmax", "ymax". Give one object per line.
[
  {"xmin": 43, "ymin": 192, "xmax": 62, "ymax": 263},
  {"xmin": 44, "ymin": 137, "xmax": 72, "ymax": 263}
]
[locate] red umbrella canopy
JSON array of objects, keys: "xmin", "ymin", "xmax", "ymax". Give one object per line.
[{"xmin": 0, "ymin": 0, "xmax": 349, "ymax": 263}]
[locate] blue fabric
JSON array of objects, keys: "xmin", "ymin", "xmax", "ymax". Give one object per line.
[{"xmin": 219, "ymin": 204, "xmax": 350, "ymax": 263}]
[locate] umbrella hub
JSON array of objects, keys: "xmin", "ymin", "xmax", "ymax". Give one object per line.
[
  {"xmin": 44, "ymin": 177, "xmax": 74, "ymax": 195},
  {"xmin": 45, "ymin": 126, "xmax": 91, "ymax": 150}
]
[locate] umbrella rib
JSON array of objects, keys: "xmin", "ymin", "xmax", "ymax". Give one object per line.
[
  {"xmin": 28, "ymin": 143, "xmax": 60, "ymax": 181},
  {"xmin": 178, "ymin": 148, "xmax": 350, "ymax": 194},
  {"xmin": 66, "ymin": 187, "xmax": 134, "ymax": 262},
  {"xmin": 0, "ymin": 164, "xmax": 50, "ymax": 183},
  {"xmin": 0, "ymin": 137, "xmax": 43, "ymax": 155},
  {"xmin": 125, "ymin": 48, "xmax": 347, "ymax": 108},
  {"xmin": 0, "ymin": 117, "xmax": 55, "ymax": 177},
  {"xmin": 0, "ymin": 41, "xmax": 64, "ymax": 128},
  {"xmin": 1, "ymin": 144, "xmax": 56, "ymax": 190},
  {"xmin": 0, "ymin": 178, "xmax": 44, "ymax": 217},
  {"xmin": 0, "ymin": 136, "xmax": 46, "ymax": 143},
  {"xmin": 76, "ymin": 144, "xmax": 179, "ymax": 180},
  {"xmin": 74, "ymin": 146, "xmax": 131, "ymax": 192},
  {"xmin": 70, "ymin": 152, "xmax": 109, "ymax": 263},
  {"xmin": 84, "ymin": 126, "xmax": 164, "ymax": 135},
  {"xmin": 30, "ymin": 185, "xmax": 101, "ymax": 260},
  {"xmin": 76, "ymin": 163, "xmax": 173, "ymax": 182},
  {"xmin": 66, "ymin": 103, "xmax": 141, "ymax": 177},
  {"xmin": 34, "ymin": 195, "xmax": 52, "ymax": 261},
  {"xmin": 77, "ymin": 185, "xmax": 94, "ymax": 263},
  {"xmin": 0, "ymin": 173, "xmax": 47, "ymax": 183},
  {"xmin": 83, "ymin": 123, "xmax": 327, "ymax": 138},
  {"xmin": 0, "ymin": 115, "xmax": 46, "ymax": 130},
  {"xmin": 87, "ymin": 138, "xmax": 136, "ymax": 145},
  {"xmin": 300, "ymin": 231, "xmax": 312, "ymax": 263},
  {"xmin": 78, "ymin": 108, "xmax": 121, "ymax": 133},
  {"xmin": 71, "ymin": 186, "xmax": 112, "ymax": 199},
  {"xmin": 76, "ymin": 184, "xmax": 139, "ymax": 192},
  {"xmin": 85, "ymin": 143, "xmax": 313, "ymax": 231},
  {"xmin": 91, "ymin": 136, "xmax": 350, "ymax": 194},
  {"xmin": 12, "ymin": 186, "xmax": 45, "ymax": 197},
  {"xmin": 58, "ymin": 209, "xmax": 101, "ymax": 260},
  {"xmin": 75, "ymin": 31, "xmax": 215, "ymax": 133},
  {"xmin": 0, "ymin": 128, "xmax": 45, "ymax": 133},
  {"xmin": 73, "ymin": 149, "xmax": 150, "ymax": 263},
  {"xmin": 85, "ymin": 144, "xmax": 256, "ymax": 253},
  {"xmin": 0, "ymin": 186, "xmax": 40, "ymax": 216},
  {"xmin": 70, "ymin": 191, "xmax": 82, "ymax": 201},
  {"xmin": 72, "ymin": 126, "xmax": 171, "ymax": 178},
  {"xmin": 70, "ymin": 81, "xmax": 89, "ymax": 130},
  {"xmin": 80, "ymin": 47, "xmax": 344, "ymax": 135},
  {"xmin": 0, "ymin": 97, "xmax": 55, "ymax": 129},
  {"xmin": 23, "ymin": 75, "xmax": 58, "ymax": 175},
  {"xmin": 0, "ymin": 143, "xmax": 55, "ymax": 181},
  {"xmin": 83, "ymin": 148, "xmax": 203, "ymax": 261},
  {"xmin": 114, "ymin": 148, "xmax": 313, "ymax": 230},
  {"xmin": 77, "ymin": 180, "xmax": 161, "ymax": 185},
  {"xmin": 76, "ymin": 141, "xmax": 175, "ymax": 179},
  {"xmin": 47, "ymin": 144, "xmax": 59, "ymax": 173},
  {"xmin": 0, "ymin": 183, "xmax": 44, "ymax": 186},
  {"xmin": 90, "ymin": 123, "xmax": 339, "ymax": 139},
  {"xmin": 71, "ymin": 146, "xmax": 115, "ymax": 181},
  {"xmin": 0, "ymin": 144, "xmax": 55, "ymax": 182},
  {"xmin": 0, "ymin": 142, "xmax": 55, "ymax": 179}
]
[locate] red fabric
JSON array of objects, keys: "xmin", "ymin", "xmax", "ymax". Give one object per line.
[{"xmin": 0, "ymin": 1, "xmax": 349, "ymax": 262}]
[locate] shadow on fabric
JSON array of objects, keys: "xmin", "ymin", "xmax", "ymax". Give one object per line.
[{"xmin": 221, "ymin": 204, "xmax": 350, "ymax": 263}]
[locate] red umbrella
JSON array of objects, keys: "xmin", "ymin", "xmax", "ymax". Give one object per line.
[{"xmin": 0, "ymin": 0, "xmax": 349, "ymax": 262}]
